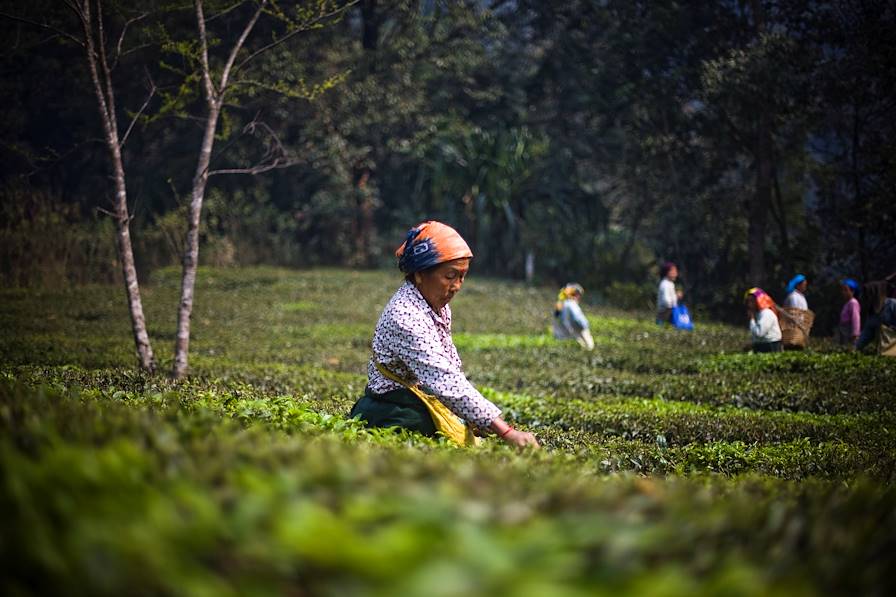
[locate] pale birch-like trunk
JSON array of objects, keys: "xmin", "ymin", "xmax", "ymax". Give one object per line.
[
  {"xmin": 172, "ymin": 0, "xmax": 266, "ymax": 379},
  {"xmin": 173, "ymin": 106, "xmax": 219, "ymax": 379},
  {"xmin": 80, "ymin": 0, "xmax": 156, "ymax": 372}
]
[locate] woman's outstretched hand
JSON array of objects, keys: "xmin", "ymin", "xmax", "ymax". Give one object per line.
[
  {"xmin": 503, "ymin": 428, "xmax": 540, "ymax": 448},
  {"xmin": 490, "ymin": 418, "xmax": 540, "ymax": 449}
]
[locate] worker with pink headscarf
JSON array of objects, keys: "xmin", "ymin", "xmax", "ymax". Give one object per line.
[{"xmin": 744, "ymin": 287, "xmax": 782, "ymax": 352}]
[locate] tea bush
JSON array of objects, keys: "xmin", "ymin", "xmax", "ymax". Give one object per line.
[{"xmin": 1, "ymin": 267, "xmax": 893, "ymax": 595}]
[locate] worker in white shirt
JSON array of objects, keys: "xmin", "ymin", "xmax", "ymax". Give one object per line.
[
  {"xmin": 656, "ymin": 261, "xmax": 684, "ymax": 325},
  {"xmin": 744, "ymin": 287, "xmax": 783, "ymax": 352},
  {"xmin": 783, "ymin": 274, "xmax": 809, "ymax": 310}
]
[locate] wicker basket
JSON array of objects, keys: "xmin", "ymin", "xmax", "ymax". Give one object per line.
[{"xmin": 779, "ymin": 307, "xmax": 815, "ymax": 348}]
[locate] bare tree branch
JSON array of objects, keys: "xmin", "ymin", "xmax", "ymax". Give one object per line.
[
  {"xmin": 129, "ymin": 188, "xmax": 141, "ymax": 221},
  {"xmin": 0, "ymin": 10, "xmax": 85, "ymax": 47},
  {"xmin": 111, "ymin": 11, "xmax": 149, "ymax": 70},
  {"xmin": 96, "ymin": 0, "xmax": 119, "ymax": 136},
  {"xmin": 79, "ymin": 0, "xmax": 113, "ymax": 126},
  {"xmin": 233, "ymin": 0, "xmax": 358, "ymax": 74},
  {"xmin": 96, "ymin": 198, "xmax": 136, "ymax": 222},
  {"xmin": 207, "ymin": 156, "xmax": 301, "ymax": 176},
  {"xmin": 3, "ymin": 136, "xmax": 104, "ymax": 178},
  {"xmin": 61, "ymin": 0, "xmax": 84, "ymax": 20},
  {"xmin": 195, "ymin": 0, "xmax": 217, "ymax": 101},
  {"xmin": 206, "ymin": 116, "xmax": 300, "ymax": 176},
  {"xmin": 203, "ymin": 112, "xmax": 256, "ymax": 168},
  {"xmin": 119, "ymin": 41, "xmax": 155, "ymax": 58},
  {"xmin": 216, "ymin": 0, "xmax": 267, "ymax": 97},
  {"xmin": 205, "ymin": 0, "xmax": 247, "ymax": 22},
  {"xmin": 120, "ymin": 75, "xmax": 157, "ymax": 149}
]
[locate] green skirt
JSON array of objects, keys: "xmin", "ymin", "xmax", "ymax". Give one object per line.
[{"xmin": 349, "ymin": 386, "xmax": 437, "ymax": 437}]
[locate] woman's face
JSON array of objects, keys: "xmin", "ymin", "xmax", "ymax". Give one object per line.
[
  {"xmin": 667, "ymin": 266, "xmax": 678, "ymax": 281},
  {"xmin": 797, "ymin": 280, "xmax": 808, "ymax": 293},
  {"xmin": 840, "ymin": 284, "xmax": 853, "ymax": 301},
  {"xmin": 414, "ymin": 258, "xmax": 471, "ymax": 311}
]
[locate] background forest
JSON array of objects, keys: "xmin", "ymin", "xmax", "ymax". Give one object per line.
[
  {"xmin": 3, "ymin": 4, "xmax": 896, "ymax": 593},
  {"xmin": 2, "ymin": 0, "xmax": 895, "ymax": 326}
]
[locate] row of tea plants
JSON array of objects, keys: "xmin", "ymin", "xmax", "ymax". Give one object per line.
[{"xmin": 1, "ymin": 267, "xmax": 893, "ymax": 595}]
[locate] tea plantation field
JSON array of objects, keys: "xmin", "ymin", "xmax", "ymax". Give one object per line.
[{"xmin": 1, "ymin": 267, "xmax": 894, "ymax": 596}]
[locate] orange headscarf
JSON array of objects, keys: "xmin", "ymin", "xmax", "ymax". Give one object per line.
[
  {"xmin": 395, "ymin": 221, "xmax": 473, "ymax": 273},
  {"xmin": 744, "ymin": 287, "xmax": 778, "ymax": 315}
]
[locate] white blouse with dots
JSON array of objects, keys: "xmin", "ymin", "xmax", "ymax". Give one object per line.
[{"xmin": 367, "ymin": 281, "xmax": 502, "ymax": 428}]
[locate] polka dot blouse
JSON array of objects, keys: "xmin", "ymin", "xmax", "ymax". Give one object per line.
[{"xmin": 367, "ymin": 281, "xmax": 502, "ymax": 428}]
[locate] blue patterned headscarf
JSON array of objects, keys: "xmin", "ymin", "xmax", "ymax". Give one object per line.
[
  {"xmin": 395, "ymin": 221, "xmax": 473, "ymax": 274},
  {"xmin": 785, "ymin": 274, "xmax": 806, "ymax": 295}
]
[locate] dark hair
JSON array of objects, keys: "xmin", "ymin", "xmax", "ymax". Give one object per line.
[
  {"xmin": 405, "ymin": 263, "xmax": 439, "ymax": 283},
  {"xmin": 660, "ymin": 262, "xmax": 676, "ymax": 279}
]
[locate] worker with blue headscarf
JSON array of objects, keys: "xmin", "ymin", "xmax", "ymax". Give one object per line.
[
  {"xmin": 837, "ymin": 278, "xmax": 862, "ymax": 346},
  {"xmin": 783, "ymin": 274, "xmax": 809, "ymax": 310}
]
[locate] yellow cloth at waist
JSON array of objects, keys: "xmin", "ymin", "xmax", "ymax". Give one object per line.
[{"xmin": 374, "ymin": 362, "xmax": 480, "ymax": 447}]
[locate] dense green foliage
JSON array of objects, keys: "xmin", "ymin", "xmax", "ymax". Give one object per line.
[
  {"xmin": 1, "ymin": 267, "xmax": 894, "ymax": 595},
  {"xmin": 2, "ymin": 1, "xmax": 895, "ymax": 322}
]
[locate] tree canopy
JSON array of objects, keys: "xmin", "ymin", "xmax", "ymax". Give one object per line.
[{"xmin": 2, "ymin": 0, "xmax": 894, "ymax": 323}]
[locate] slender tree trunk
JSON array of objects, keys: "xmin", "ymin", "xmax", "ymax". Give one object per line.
[
  {"xmin": 172, "ymin": 0, "xmax": 266, "ymax": 379},
  {"xmin": 81, "ymin": 0, "xmax": 156, "ymax": 372},
  {"xmin": 110, "ymin": 147, "xmax": 156, "ymax": 373},
  {"xmin": 173, "ymin": 104, "xmax": 220, "ymax": 379},
  {"xmin": 525, "ymin": 249, "xmax": 534, "ymax": 284}
]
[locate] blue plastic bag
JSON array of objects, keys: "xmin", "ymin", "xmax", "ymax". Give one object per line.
[{"xmin": 671, "ymin": 304, "xmax": 694, "ymax": 331}]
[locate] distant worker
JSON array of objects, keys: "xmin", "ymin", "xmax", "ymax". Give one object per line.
[
  {"xmin": 779, "ymin": 273, "xmax": 813, "ymax": 349},
  {"xmin": 656, "ymin": 262, "xmax": 684, "ymax": 325},
  {"xmin": 349, "ymin": 220, "xmax": 539, "ymax": 448},
  {"xmin": 836, "ymin": 278, "xmax": 862, "ymax": 347},
  {"xmin": 856, "ymin": 281, "xmax": 896, "ymax": 355},
  {"xmin": 744, "ymin": 287, "xmax": 782, "ymax": 352},
  {"xmin": 552, "ymin": 283, "xmax": 594, "ymax": 350},
  {"xmin": 783, "ymin": 274, "xmax": 809, "ymax": 310}
]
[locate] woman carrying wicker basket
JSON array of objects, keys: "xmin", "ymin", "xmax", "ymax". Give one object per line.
[
  {"xmin": 744, "ymin": 288, "xmax": 783, "ymax": 353},
  {"xmin": 780, "ymin": 274, "xmax": 814, "ymax": 349}
]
